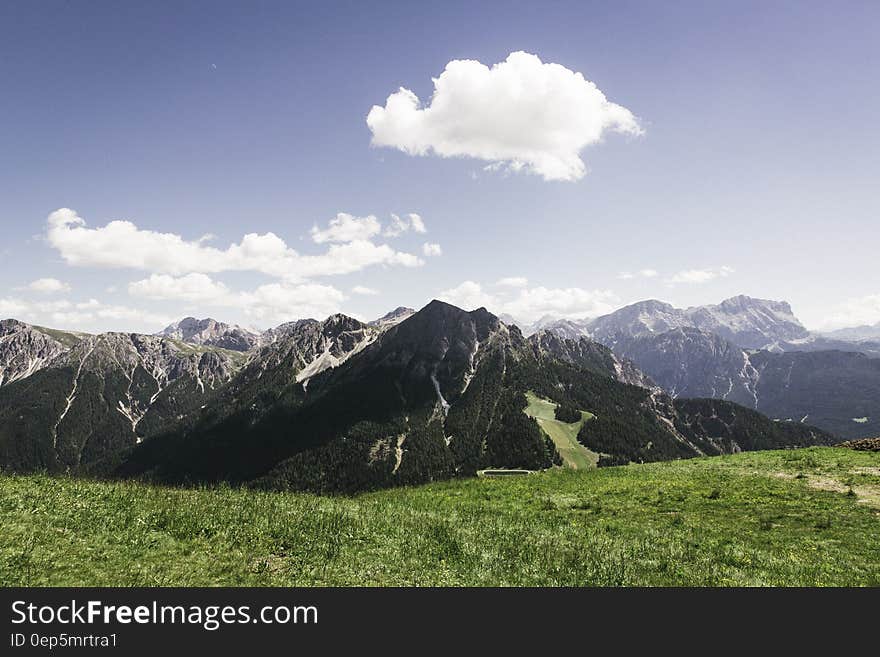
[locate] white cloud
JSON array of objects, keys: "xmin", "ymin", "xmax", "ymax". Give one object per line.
[
  {"xmin": 618, "ymin": 269, "xmax": 658, "ymax": 280},
  {"xmin": 128, "ymin": 273, "xmax": 231, "ymax": 303},
  {"xmin": 383, "ymin": 213, "xmax": 427, "ymax": 237},
  {"xmin": 667, "ymin": 266, "xmax": 734, "ymax": 285},
  {"xmin": 0, "ymin": 295, "xmax": 171, "ymax": 333},
  {"xmin": 818, "ymin": 293, "xmax": 880, "ymax": 330},
  {"xmin": 496, "ymin": 277, "xmax": 528, "ymax": 288},
  {"xmin": 46, "ymin": 208, "xmax": 423, "ymax": 281},
  {"xmin": 352, "ymin": 285, "xmax": 379, "ymax": 296},
  {"xmin": 127, "ymin": 273, "xmax": 345, "ymax": 327},
  {"xmin": 237, "ymin": 282, "xmax": 344, "ymax": 324},
  {"xmin": 409, "ymin": 213, "xmax": 427, "ymax": 233},
  {"xmin": 367, "ymin": 51, "xmax": 643, "ymax": 181},
  {"xmin": 310, "ymin": 213, "xmax": 381, "ymax": 244},
  {"xmin": 439, "ymin": 281, "xmax": 617, "ymax": 323},
  {"xmin": 422, "ymin": 242, "xmax": 442, "ymax": 257},
  {"xmin": 0, "ymin": 297, "xmax": 30, "ymax": 317},
  {"xmin": 438, "ymin": 281, "xmax": 496, "ymax": 311},
  {"xmin": 26, "ymin": 277, "xmax": 71, "ymax": 294},
  {"xmin": 502, "ymin": 286, "xmax": 617, "ymax": 322}
]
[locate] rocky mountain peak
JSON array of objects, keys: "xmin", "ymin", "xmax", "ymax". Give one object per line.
[
  {"xmin": 369, "ymin": 306, "xmax": 416, "ymax": 328},
  {"xmin": 158, "ymin": 317, "xmax": 259, "ymax": 352},
  {"xmin": 0, "ymin": 319, "xmax": 70, "ymax": 387}
]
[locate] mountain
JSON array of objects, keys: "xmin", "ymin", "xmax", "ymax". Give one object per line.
[
  {"xmin": 764, "ymin": 335, "xmax": 880, "ymax": 358},
  {"xmin": 613, "ymin": 327, "xmax": 759, "ymax": 406},
  {"xmin": 585, "ymin": 296, "xmax": 809, "ymax": 350},
  {"xmin": 527, "ymin": 329, "xmax": 655, "ymax": 388},
  {"xmin": 0, "ymin": 332, "xmax": 242, "ymax": 472},
  {"xmin": 369, "ymin": 306, "xmax": 415, "ymax": 328},
  {"xmin": 607, "ymin": 327, "xmax": 880, "ymax": 439},
  {"xmin": 685, "ymin": 295, "xmax": 809, "ymax": 348},
  {"xmin": 822, "ymin": 321, "xmax": 880, "ymax": 342},
  {"xmin": 0, "ymin": 319, "xmax": 74, "ymax": 387},
  {"xmin": 530, "ymin": 318, "xmax": 591, "ymax": 341},
  {"xmin": 501, "ymin": 296, "xmax": 880, "ymax": 360},
  {"xmin": 111, "ymin": 301, "xmax": 830, "ymax": 492},
  {"xmin": 0, "ymin": 302, "xmax": 833, "ymax": 489},
  {"xmin": 746, "ymin": 349, "xmax": 880, "ymax": 439},
  {"xmin": 158, "ymin": 317, "xmax": 259, "ymax": 352}
]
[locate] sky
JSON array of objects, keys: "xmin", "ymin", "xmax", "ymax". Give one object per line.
[{"xmin": 1, "ymin": 0, "xmax": 878, "ymax": 333}]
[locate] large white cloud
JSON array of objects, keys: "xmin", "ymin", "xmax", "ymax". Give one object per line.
[
  {"xmin": 438, "ymin": 280, "xmax": 617, "ymax": 323},
  {"xmin": 46, "ymin": 208, "xmax": 423, "ymax": 281},
  {"xmin": 367, "ymin": 51, "xmax": 643, "ymax": 181}
]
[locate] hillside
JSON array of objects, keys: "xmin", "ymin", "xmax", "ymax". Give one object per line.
[
  {"xmin": 612, "ymin": 328, "xmax": 880, "ymax": 439},
  {"xmin": 2, "ymin": 447, "xmax": 878, "ymax": 586},
  {"xmin": 0, "ymin": 332, "xmax": 242, "ymax": 472}
]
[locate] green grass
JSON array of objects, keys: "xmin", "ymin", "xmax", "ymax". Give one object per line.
[
  {"xmin": 1, "ymin": 447, "xmax": 878, "ymax": 586},
  {"xmin": 524, "ymin": 391, "xmax": 598, "ymax": 469}
]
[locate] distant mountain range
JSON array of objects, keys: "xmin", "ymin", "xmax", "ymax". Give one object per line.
[
  {"xmin": 513, "ymin": 295, "xmax": 880, "ymax": 439},
  {"xmin": 821, "ymin": 321, "xmax": 880, "ymax": 342},
  {"xmin": 0, "ymin": 300, "xmax": 832, "ymax": 491}
]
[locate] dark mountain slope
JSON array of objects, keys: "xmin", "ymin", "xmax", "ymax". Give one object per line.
[
  {"xmin": 749, "ymin": 349, "xmax": 880, "ymax": 439},
  {"xmin": 0, "ymin": 333, "xmax": 240, "ymax": 473},
  {"xmin": 598, "ymin": 326, "xmax": 880, "ymax": 440}
]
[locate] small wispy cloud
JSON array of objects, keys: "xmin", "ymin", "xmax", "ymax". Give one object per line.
[
  {"xmin": 666, "ymin": 266, "xmax": 734, "ymax": 285},
  {"xmin": 618, "ymin": 269, "xmax": 658, "ymax": 280},
  {"xmin": 25, "ymin": 277, "xmax": 71, "ymax": 294}
]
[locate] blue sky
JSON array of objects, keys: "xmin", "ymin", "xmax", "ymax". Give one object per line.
[{"xmin": 1, "ymin": 1, "xmax": 878, "ymax": 332}]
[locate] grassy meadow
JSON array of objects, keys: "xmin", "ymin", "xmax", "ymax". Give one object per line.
[
  {"xmin": 1, "ymin": 447, "xmax": 878, "ymax": 586},
  {"xmin": 524, "ymin": 391, "xmax": 598, "ymax": 469}
]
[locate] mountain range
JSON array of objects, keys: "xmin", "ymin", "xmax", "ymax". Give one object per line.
[
  {"xmin": 0, "ymin": 299, "xmax": 834, "ymax": 491},
  {"xmin": 513, "ymin": 296, "xmax": 880, "ymax": 439}
]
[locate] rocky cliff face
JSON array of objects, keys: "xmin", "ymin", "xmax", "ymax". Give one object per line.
[
  {"xmin": 0, "ymin": 331, "xmax": 242, "ymax": 472},
  {"xmin": 613, "ymin": 327, "xmax": 760, "ymax": 407},
  {"xmin": 526, "ymin": 329, "xmax": 656, "ymax": 388},
  {"xmin": 368, "ymin": 306, "xmax": 416, "ymax": 328},
  {"xmin": 599, "ymin": 326, "xmax": 880, "ymax": 440},
  {"xmin": 585, "ymin": 296, "xmax": 809, "ymax": 350},
  {"xmin": 0, "ymin": 320, "xmax": 70, "ymax": 387},
  {"xmin": 685, "ymin": 295, "xmax": 809, "ymax": 348},
  {"xmin": 158, "ymin": 317, "xmax": 259, "ymax": 352}
]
